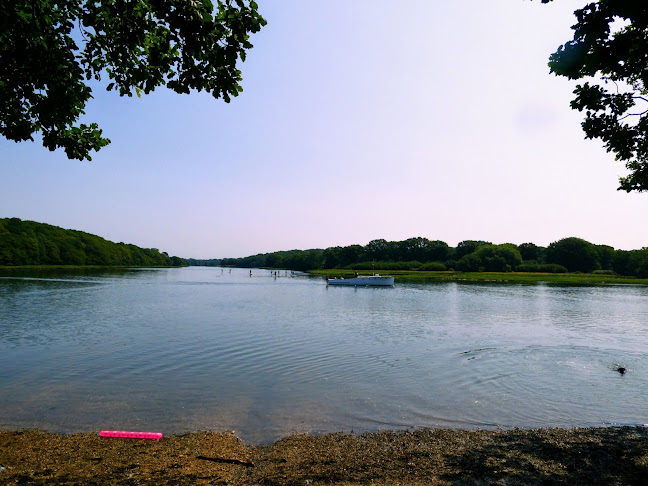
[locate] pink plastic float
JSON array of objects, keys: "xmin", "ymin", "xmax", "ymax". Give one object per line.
[{"xmin": 100, "ymin": 430, "xmax": 163, "ymax": 440}]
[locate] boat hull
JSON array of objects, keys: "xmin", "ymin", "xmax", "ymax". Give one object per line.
[{"xmin": 326, "ymin": 276, "xmax": 395, "ymax": 286}]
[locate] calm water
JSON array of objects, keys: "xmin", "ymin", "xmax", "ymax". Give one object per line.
[{"xmin": 1, "ymin": 267, "xmax": 647, "ymax": 443}]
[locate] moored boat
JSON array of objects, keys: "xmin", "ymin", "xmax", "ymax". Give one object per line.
[{"xmin": 326, "ymin": 274, "xmax": 395, "ymax": 286}]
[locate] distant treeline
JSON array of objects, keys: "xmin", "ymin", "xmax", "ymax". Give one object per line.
[
  {"xmin": 0, "ymin": 218, "xmax": 184, "ymax": 267},
  {"xmin": 221, "ymin": 237, "xmax": 648, "ymax": 277},
  {"xmin": 184, "ymin": 258, "xmax": 222, "ymax": 266}
]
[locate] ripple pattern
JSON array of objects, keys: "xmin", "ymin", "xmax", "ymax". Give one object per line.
[{"xmin": 2, "ymin": 269, "xmax": 648, "ymax": 443}]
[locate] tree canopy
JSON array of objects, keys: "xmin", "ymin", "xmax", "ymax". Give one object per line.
[
  {"xmin": 543, "ymin": 0, "xmax": 648, "ymax": 191},
  {"xmin": 218, "ymin": 235, "xmax": 648, "ymax": 278},
  {"xmin": 4, "ymin": 221, "xmax": 648, "ymax": 278},
  {"xmin": 0, "ymin": 218, "xmax": 184, "ymax": 266},
  {"xmin": 0, "ymin": 0, "xmax": 266, "ymax": 160},
  {"xmin": 545, "ymin": 237, "xmax": 600, "ymax": 273}
]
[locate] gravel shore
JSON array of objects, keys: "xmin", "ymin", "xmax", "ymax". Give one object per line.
[{"xmin": 1, "ymin": 426, "xmax": 647, "ymax": 485}]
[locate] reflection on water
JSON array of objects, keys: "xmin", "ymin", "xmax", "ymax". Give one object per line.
[{"xmin": 1, "ymin": 267, "xmax": 647, "ymax": 443}]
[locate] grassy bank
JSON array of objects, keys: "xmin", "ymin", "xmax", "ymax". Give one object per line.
[
  {"xmin": 310, "ymin": 269, "xmax": 648, "ymax": 285},
  {"xmin": 1, "ymin": 427, "xmax": 647, "ymax": 485}
]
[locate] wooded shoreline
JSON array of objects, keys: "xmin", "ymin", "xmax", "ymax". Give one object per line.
[
  {"xmin": 4, "ymin": 218, "xmax": 648, "ymax": 279},
  {"xmin": 1, "ymin": 426, "xmax": 647, "ymax": 485}
]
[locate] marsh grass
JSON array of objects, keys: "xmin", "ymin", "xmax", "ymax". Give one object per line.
[{"xmin": 311, "ymin": 269, "xmax": 648, "ymax": 285}]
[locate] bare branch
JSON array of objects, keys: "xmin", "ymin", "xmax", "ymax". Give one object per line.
[{"xmin": 619, "ymin": 108, "xmax": 648, "ymax": 121}]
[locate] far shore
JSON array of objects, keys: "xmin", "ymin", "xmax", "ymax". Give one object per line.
[
  {"xmin": 309, "ymin": 269, "xmax": 648, "ymax": 285},
  {"xmin": 3, "ymin": 265, "xmax": 648, "ymax": 285},
  {"xmin": 1, "ymin": 426, "xmax": 647, "ymax": 485},
  {"xmin": 0, "ymin": 265, "xmax": 178, "ymax": 270}
]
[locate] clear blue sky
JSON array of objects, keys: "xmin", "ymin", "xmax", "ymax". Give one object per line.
[{"xmin": 2, "ymin": 0, "xmax": 647, "ymax": 258}]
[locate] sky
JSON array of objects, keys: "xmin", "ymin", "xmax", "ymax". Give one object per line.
[{"xmin": 2, "ymin": 0, "xmax": 648, "ymax": 259}]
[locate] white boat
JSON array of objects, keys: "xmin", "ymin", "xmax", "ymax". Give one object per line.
[{"xmin": 326, "ymin": 274, "xmax": 395, "ymax": 286}]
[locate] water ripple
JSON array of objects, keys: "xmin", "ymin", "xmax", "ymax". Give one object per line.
[{"xmin": 2, "ymin": 268, "xmax": 648, "ymax": 442}]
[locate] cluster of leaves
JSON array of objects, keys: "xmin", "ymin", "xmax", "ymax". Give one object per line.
[
  {"xmin": 0, "ymin": 218, "xmax": 184, "ymax": 266},
  {"xmin": 217, "ymin": 236, "xmax": 648, "ymax": 278},
  {"xmin": 0, "ymin": 0, "xmax": 265, "ymax": 160},
  {"xmin": 542, "ymin": 0, "xmax": 648, "ymax": 191}
]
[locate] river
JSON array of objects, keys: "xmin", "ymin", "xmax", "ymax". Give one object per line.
[{"xmin": 0, "ymin": 267, "xmax": 646, "ymax": 443}]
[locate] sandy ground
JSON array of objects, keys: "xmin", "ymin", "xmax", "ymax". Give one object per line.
[{"xmin": 1, "ymin": 427, "xmax": 647, "ymax": 485}]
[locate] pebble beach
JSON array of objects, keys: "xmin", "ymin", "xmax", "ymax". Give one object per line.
[{"xmin": 1, "ymin": 426, "xmax": 647, "ymax": 485}]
